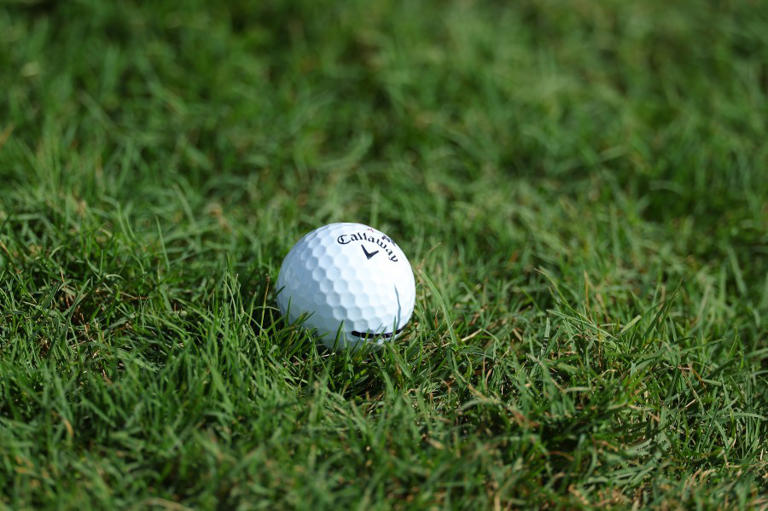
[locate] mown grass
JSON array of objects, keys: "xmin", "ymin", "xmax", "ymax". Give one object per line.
[{"xmin": 1, "ymin": 0, "xmax": 767, "ymax": 509}]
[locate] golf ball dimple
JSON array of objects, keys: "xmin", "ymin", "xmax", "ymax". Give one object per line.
[{"xmin": 276, "ymin": 222, "xmax": 416, "ymax": 349}]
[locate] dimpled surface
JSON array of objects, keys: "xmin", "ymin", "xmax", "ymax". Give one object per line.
[{"xmin": 276, "ymin": 223, "xmax": 416, "ymax": 349}]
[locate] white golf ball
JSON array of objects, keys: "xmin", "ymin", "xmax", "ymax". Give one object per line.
[{"xmin": 276, "ymin": 222, "xmax": 416, "ymax": 349}]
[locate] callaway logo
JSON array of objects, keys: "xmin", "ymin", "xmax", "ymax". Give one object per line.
[
  {"xmin": 350, "ymin": 325, "xmax": 406, "ymax": 339},
  {"xmin": 337, "ymin": 229, "xmax": 399, "ymax": 262},
  {"xmin": 361, "ymin": 246, "xmax": 379, "ymax": 260}
]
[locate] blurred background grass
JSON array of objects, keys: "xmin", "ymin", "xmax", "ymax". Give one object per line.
[{"xmin": 1, "ymin": 0, "xmax": 767, "ymax": 508}]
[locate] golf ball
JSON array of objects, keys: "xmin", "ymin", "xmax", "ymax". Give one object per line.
[{"xmin": 276, "ymin": 222, "xmax": 416, "ymax": 349}]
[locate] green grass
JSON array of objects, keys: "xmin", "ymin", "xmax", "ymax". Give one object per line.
[{"xmin": 1, "ymin": 0, "xmax": 767, "ymax": 508}]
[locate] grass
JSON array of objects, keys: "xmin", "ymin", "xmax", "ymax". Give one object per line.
[{"xmin": 1, "ymin": 0, "xmax": 767, "ymax": 508}]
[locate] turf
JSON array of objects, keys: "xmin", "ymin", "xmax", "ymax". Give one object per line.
[{"xmin": 1, "ymin": 0, "xmax": 767, "ymax": 508}]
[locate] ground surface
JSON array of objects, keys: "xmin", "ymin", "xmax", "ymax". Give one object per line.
[{"xmin": 1, "ymin": 0, "xmax": 767, "ymax": 509}]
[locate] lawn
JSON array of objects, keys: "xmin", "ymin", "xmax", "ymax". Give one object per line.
[{"xmin": 1, "ymin": 0, "xmax": 767, "ymax": 508}]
